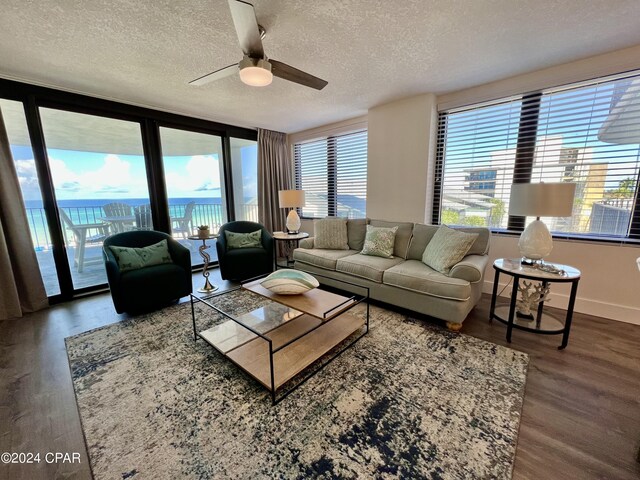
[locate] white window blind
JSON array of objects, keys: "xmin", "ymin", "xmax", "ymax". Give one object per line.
[
  {"xmin": 435, "ymin": 71, "xmax": 640, "ymax": 240},
  {"xmin": 294, "ymin": 130, "xmax": 367, "ymax": 219}
]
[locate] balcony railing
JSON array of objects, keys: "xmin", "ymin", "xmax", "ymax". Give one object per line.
[{"xmin": 26, "ymin": 202, "xmax": 260, "ymax": 250}]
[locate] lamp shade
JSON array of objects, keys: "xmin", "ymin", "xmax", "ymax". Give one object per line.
[
  {"xmin": 278, "ymin": 190, "xmax": 306, "ymax": 208},
  {"xmin": 509, "ymin": 182, "xmax": 576, "ymax": 217}
]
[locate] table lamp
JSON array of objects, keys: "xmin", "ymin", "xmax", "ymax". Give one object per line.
[
  {"xmin": 509, "ymin": 182, "xmax": 576, "ymax": 264},
  {"xmin": 278, "ymin": 189, "xmax": 305, "ymax": 234}
]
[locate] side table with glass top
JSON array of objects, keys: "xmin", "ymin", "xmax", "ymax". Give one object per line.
[
  {"xmin": 489, "ymin": 258, "xmax": 581, "ymax": 349},
  {"xmin": 187, "ymin": 234, "xmax": 219, "ymax": 293},
  {"xmin": 272, "ymin": 231, "xmax": 309, "ymax": 269}
]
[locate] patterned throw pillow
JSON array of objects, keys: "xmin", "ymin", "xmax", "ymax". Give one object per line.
[
  {"xmin": 422, "ymin": 225, "xmax": 479, "ymax": 275},
  {"xmin": 260, "ymin": 269, "xmax": 320, "ymax": 295},
  {"xmin": 314, "ymin": 218, "xmax": 349, "ymax": 250},
  {"xmin": 109, "ymin": 239, "xmax": 173, "ymax": 272},
  {"xmin": 225, "ymin": 230, "xmax": 262, "ymax": 250},
  {"xmin": 361, "ymin": 225, "xmax": 398, "ymax": 258}
]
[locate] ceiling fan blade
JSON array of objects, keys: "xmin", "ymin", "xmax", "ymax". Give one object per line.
[
  {"xmin": 228, "ymin": 0, "xmax": 264, "ymax": 58},
  {"xmin": 189, "ymin": 63, "xmax": 238, "ymax": 86},
  {"xmin": 270, "ymin": 59, "xmax": 328, "ymax": 90}
]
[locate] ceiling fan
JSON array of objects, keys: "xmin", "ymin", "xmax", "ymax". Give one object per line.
[{"xmin": 190, "ymin": 0, "xmax": 328, "ymax": 90}]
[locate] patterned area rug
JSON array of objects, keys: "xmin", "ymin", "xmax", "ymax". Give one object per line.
[{"xmin": 66, "ymin": 289, "xmax": 528, "ymax": 479}]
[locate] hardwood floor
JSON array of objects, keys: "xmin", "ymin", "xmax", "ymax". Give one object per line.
[{"xmin": 0, "ymin": 271, "xmax": 638, "ymax": 479}]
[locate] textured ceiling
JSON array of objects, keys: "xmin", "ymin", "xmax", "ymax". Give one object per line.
[{"xmin": 1, "ymin": 0, "xmax": 640, "ymax": 134}]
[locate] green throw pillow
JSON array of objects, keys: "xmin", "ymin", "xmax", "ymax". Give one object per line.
[
  {"xmin": 260, "ymin": 269, "xmax": 319, "ymax": 295},
  {"xmin": 109, "ymin": 239, "xmax": 173, "ymax": 272},
  {"xmin": 361, "ymin": 225, "xmax": 398, "ymax": 258},
  {"xmin": 422, "ymin": 225, "xmax": 479, "ymax": 275},
  {"xmin": 225, "ymin": 229, "xmax": 262, "ymax": 250}
]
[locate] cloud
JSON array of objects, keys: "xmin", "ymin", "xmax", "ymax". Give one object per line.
[
  {"xmin": 165, "ymin": 155, "xmax": 222, "ymax": 196},
  {"xmin": 48, "ymin": 154, "xmax": 143, "ymax": 198}
]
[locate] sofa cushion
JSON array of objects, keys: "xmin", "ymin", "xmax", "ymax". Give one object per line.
[
  {"xmin": 383, "ymin": 260, "xmax": 471, "ymax": 301},
  {"xmin": 369, "ymin": 219, "xmax": 414, "ymax": 259},
  {"xmin": 336, "ymin": 253, "xmax": 404, "ymax": 283},
  {"xmin": 422, "ymin": 225, "xmax": 478, "ymax": 275},
  {"xmin": 361, "ymin": 225, "xmax": 398, "ymax": 258},
  {"xmin": 293, "ymin": 248, "xmax": 359, "ymax": 271},
  {"xmin": 347, "ymin": 218, "xmax": 368, "ymax": 251},
  {"xmin": 314, "ymin": 218, "xmax": 349, "ymax": 250},
  {"xmin": 407, "ymin": 224, "xmax": 490, "ymax": 260}
]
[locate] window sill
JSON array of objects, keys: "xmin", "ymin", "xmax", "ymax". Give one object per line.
[{"xmin": 489, "ymin": 228, "xmax": 640, "ymax": 247}]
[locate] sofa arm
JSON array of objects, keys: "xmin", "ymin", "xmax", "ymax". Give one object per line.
[
  {"xmin": 299, "ymin": 237, "xmax": 314, "ymax": 249},
  {"xmin": 449, "ymin": 254, "xmax": 489, "ymax": 283}
]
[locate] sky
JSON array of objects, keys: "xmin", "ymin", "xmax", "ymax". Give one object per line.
[{"xmin": 12, "ymin": 144, "xmax": 258, "ymax": 202}]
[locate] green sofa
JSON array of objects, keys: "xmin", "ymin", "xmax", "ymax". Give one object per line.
[{"xmin": 293, "ymin": 219, "xmax": 490, "ymax": 330}]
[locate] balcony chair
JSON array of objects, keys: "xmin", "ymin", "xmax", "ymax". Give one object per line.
[
  {"xmin": 216, "ymin": 221, "xmax": 274, "ymax": 281},
  {"xmin": 171, "ymin": 201, "xmax": 195, "ymax": 238},
  {"xmin": 58, "ymin": 208, "xmax": 108, "ymax": 273},
  {"xmin": 134, "ymin": 204, "xmax": 153, "ymax": 230},
  {"xmin": 103, "ymin": 202, "xmax": 135, "ymax": 233},
  {"xmin": 103, "ymin": 230, "xmax": 192, "ymax": 314}
]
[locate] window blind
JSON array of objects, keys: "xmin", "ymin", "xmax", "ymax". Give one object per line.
[
  {"xmin": 294, "ymin": 130, "xmax": 367, "ymax": 219},
  {"xmin": 435, "ymin": 71, "xmax": 640, "ymax": 240}
]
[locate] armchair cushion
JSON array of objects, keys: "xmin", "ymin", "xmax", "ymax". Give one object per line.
[
  {"xmin": 225, "ymin": 230, "xmax": 262, "ymax": 250},
  {"xmin": 109, "ymin": 239, "xmax": 172, "ymax": 272}
]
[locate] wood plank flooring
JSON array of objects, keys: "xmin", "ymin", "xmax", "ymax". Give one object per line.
[{"xmin": 0, "ymin": 270, "xmax": 638, "ymax": 479}]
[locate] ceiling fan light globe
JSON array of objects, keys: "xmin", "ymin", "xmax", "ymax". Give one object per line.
[
  {"xmin": 239, "ymin": 66, "xmax": 273, "ymax": 86},
  {"xmin": 238, "ymin": 57, "xmax": 273, "ymax": 87}
]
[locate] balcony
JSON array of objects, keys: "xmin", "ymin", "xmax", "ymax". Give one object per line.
[{"xmin": 28, "ymin": 202, "xmax": 259, "ymax": 295}]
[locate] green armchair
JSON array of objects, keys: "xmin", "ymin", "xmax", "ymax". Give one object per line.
[
  {"xmin": 216, "ymin": 221, "xmax": 274, "ymax": 281},
  {"xmin": 103, "ymin": 230, "xmax": 192, "ymax": 314}
]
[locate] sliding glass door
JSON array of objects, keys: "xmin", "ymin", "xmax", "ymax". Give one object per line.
[
  {"xmin": 159, "ymin": 126, "xmax": 228, "ymax": 266},
  {"xmin": 39, "ymin": 108, "xmax": 152, "ymax": 290}
]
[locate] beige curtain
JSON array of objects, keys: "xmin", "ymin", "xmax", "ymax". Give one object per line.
[
  {"xmin": 0, "ymin": 107, "xmax": 48, "ymax": 320},
  {"xmin": 257, "ymin": 128, "xmax": 293, "ymax": 232}
]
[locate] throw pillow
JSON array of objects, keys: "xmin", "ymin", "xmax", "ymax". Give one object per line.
[
  {"xmin": 361, "ymin": 225, "xmax": 398, "ymax": 258},
  {"xmin": 422, "ymin": 225, "xmax": 479, "ymax": 275},
  {"xmin": 109, "ymin": 239, "xmax": 173, "ymax": 272},
  {"xmin": 225, "ymin": 230, "xmax": 262, "ymax": 250},
  {"xmin": 260, "ymin": 269, "xmax": 320, "ymax": 295},
  {"xmin": 314, "ymin": 218, "xmax": 349, "ymax": 250}
]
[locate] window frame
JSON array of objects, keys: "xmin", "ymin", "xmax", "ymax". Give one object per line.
[
  {"xmin": 433, "ymin": 74, "xmax": 640, "ymax": 244},
  {"xmin": 294, "ymin": 129, "xmax": 368, "ymax": 219}
]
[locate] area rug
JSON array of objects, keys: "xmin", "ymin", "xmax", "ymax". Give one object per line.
[{"xmin": 66, "ymin": 289, "xmax": 529, "ymax": 479}]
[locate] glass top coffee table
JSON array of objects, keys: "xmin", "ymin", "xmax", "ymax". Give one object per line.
[{"xmin": 190, "ymin": 274, "xmax": 369, "ymax": 404}]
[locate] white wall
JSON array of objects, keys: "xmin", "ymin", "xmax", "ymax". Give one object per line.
[{"xmin": 366, "ymin": 94, "xmax": 437, "ymax": 223}]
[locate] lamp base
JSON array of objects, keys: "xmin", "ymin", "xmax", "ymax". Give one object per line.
[
  {"xmin": 518, "ymin": 219, "xmax": 553, "ymax": 261},
  {"xmin": 286, "ymin": 209, "xmax": 301, "ymax": 234}
]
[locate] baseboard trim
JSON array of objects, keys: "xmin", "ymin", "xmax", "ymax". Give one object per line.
[{"xmin": 483, "ymin": 280, "xmax": 640, "ymax": 326}]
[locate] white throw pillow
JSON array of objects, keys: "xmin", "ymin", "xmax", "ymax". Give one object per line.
[{"xmin": 260, "ymin": 270, "xmax": 320, "ymax": 295}]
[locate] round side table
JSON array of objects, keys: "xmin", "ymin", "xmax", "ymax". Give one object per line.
[
  {"xmin": 489, "ymin": 258, "xmax": 581, "ymax": 349},
  {"xmin": 272, "ymin": 231, "xmax": 309, "ymax": 269},
  {"xmin": 188, "ymin": 234, "xmax": 219, "ymax": 293}
]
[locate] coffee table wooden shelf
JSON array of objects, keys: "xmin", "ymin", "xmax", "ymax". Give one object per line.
[{"xmin": 190, "ymin": 274, "xmax": 369, "ymax": 404}]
